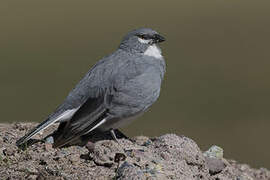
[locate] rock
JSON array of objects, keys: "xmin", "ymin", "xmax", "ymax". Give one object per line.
[
  {"xmin": 203, "ymin": 145, "xmax": 224, "ymax": 159},
  {"xmin": 39, "ymin": 158, "xmax": 48, "ymax": 165},
  {"xmin": 3, "ymin": 147, "xmax": 16, "ymax": 156},
  {"xmin": 153, "ymin": 134, "xmax": 206, "ymax": 166},
  {"xmin": 205, "ymin": 157, "xmax": 226, "ymax": 175},
  {"xmin": 133, "ymin": 136, "xmax": 152, "ymax": 146},
  {"xmin": 45, "ymin": 136, "xmax": 54, "ymax": 144},
  {"xmin": 0, "ymin": 123, "xmax": 269, "ymax": 180},
  {"xmin": 204, "ymin": 145, "xmax": 226, "ymax": 175},
  {"xmin": 116, "ymin": 161, "xmax": 145, "ymax": 180},
  {"xmin": 44, "ymin": 143, "xmax": 53, "ymax": 151},
  {"xmin": 85, "ymin": 141, "xmax": 95, "ymax": 153},
  {"xmin": 69, "ymin": 154, "xmax": 81, "ymax": 165},
  {"xmin": 90, "ymin": 140, "xmax": 124, "ymax": 167},
  {"xmin": 114, "ymin": 153, "xmax": 127, "ymax": 163}
]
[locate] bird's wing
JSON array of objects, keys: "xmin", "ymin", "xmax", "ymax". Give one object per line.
[
  {"xmin": 52, "ymin": 93, "xmax": 111, "ymax": 148},
  {"xmin": 16, "ymin": 49, "xmax": 134, "ymax": 147},
  {"xmin": 16, "ymin": 55, "xmax": 114, "ymax": 147}
]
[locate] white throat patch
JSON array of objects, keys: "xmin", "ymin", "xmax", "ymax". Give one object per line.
[{"xmin": 144, "ymin": 45, "xmax": 163, "ymax": 59}]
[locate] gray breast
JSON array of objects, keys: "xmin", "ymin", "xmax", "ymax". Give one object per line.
[{"xmin": 108, "ymin": 55, "xmax": 165, "ymax": 118}]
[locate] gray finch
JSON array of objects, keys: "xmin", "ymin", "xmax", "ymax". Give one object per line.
[{"xmin": 16, "ymin": 28, "xmax": 166, "ymax": 148}]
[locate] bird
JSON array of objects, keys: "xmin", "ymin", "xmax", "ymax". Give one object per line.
[{"xmin": 16, "ymin": 28, "xmax": 166, "ymax": 148}]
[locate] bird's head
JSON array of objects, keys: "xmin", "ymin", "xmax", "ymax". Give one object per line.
[{"xmin": 119, "ymin": 28, "xmax": 165, "ymax": 55}]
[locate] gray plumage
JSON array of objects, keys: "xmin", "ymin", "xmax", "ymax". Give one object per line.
[{"xmin": 16, "ymin": 28, "xmax": 166, "ymax": 148}]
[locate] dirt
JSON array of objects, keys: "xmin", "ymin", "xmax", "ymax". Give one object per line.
[{"xmin": 0, "ymin": 123, "xmax": 269, "ymax": 180}]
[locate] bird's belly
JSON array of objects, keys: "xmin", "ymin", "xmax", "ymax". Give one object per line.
[{"xmin": 100, "ymin": 70, "xmax": 162, "ymax": 131}]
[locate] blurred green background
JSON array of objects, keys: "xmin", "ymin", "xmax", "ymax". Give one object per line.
[{"xmin": 1, "ymin": 0, "xmax": 269, "ymax": 168}]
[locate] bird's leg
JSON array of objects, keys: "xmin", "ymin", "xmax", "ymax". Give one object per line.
[
  {"xmin": 114, "ymin": 129, "xmax": 129, "ymax": 139},
  {"xmin": 110, "ymin": 129, "xmax": 119, "ymax": 143},
  {"xmin": 114, "ymin": 129, "xmax": 134, "ymax": 142},
  {"xmin": 110, "ymin": 129, "xmax": 128, "ymax": 163}
]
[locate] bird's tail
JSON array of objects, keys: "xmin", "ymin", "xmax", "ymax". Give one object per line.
[{"xmin": 16, "ymin": 117, "xmax": 57, "ymax": 147}]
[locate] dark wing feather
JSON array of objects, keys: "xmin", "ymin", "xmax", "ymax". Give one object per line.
[{"xmin": 52, "ymin": 95, "xmax": 109, "ymax": 148}]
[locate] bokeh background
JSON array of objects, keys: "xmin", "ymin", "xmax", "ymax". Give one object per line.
[{"xmin": 1, "ymin": 0, "xmax": 269, "ymax": 168}]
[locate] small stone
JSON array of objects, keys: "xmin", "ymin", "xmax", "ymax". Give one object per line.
[
  {"xmin": 86, "ymin": 141, "xmax": 95, "ymax": 153},
  {"xmin": 27, "ymin": 174, "xmax": 38, "ymax": 180},
  {"xmin": 3, "ymin": 148, "xmax": 15, "ymax": 156},
  {"xmin": 117, "ymin": 161, "xmax": 145, "ymax": 180},
  {"xmin": 114, "ymin": 153, "xmax": 126, "ymax": 163},
  {"xmin": 134, "ymin": 136, "xmax": 151, "ymax": 146},
  {"xmin": 69, "ymin": 154, "xmax": 80, "ymax": 165},
  {"xmin": 205, "ymin": 157, "xmax": 226, "ymax": 175},
  {"xmin": 203, "ymin": 145, "xmax": 224, "ymax": 159},
  {"xmin": 160, "ymin": 152, "xmax": 170, "ymax": 160},
  {"xmin": 3, "ymin": 135, "xmax": 10, "ymax": 143},
  {"xmin": 44, "ymin": 143, "xmax": 53, "ymax": 151},
  {"xmin": 237, "ymin": 173, "xmax": 254, "ymax": 180},
  {"xmin": 45, "ymin": 136, "xmax": 54, "ymax": 144},
  {"xmin": 239, "ymin": 164, "xmax": 249, "ymax": 171},
  {"xmin": 39, "ymin": 158, "xmax": 47, "ymax": 165}
]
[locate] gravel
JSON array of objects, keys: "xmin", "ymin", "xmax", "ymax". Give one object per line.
[{"xmin": 0, "ymin": 123, "xmax": 269, "ymax": 180}]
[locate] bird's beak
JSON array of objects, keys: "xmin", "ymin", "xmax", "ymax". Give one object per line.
[{"xmin": 154, "ymin": 34, "xmax": 166, "ymax": 43}]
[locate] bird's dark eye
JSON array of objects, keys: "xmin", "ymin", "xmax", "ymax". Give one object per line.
[{"xmin": 137, "ymin": 34, "xmax": 151, "ymax": 40}]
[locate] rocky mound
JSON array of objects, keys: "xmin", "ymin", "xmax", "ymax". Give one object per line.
[{"xmin": 0, "ymin": 123, "xmax": 269, "ymax": 180}]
